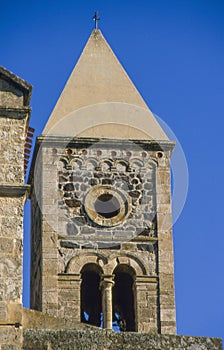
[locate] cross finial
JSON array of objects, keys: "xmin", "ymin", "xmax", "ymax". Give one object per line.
[{"xmin": 93, "ymin": 11, "xmax": 100, "ymax": 30}]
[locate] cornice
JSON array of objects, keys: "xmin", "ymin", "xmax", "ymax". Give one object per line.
[{"xmin": 0, "ymin": 184, "xmax": 30, "ymax": 197}]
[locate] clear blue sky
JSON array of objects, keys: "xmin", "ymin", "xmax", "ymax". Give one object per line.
[{"xmin": 1, "ymin": 0, "xmax": 224, "ymax": 341}]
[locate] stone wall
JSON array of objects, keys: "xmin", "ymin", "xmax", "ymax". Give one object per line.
[
  {"xmin": 0, "ymin": 327, "xmax": 22, "ymax": 350},
  {"xmin": 0, "ymin": 67, "xmax": 32, "ymax": 350},
  {"xmin": 23, "ymin": 329, "xmax": 223, "ymax": 350},
  {"xmin": 0, "ymin": 116, "xmax": 27, "ymax": 184},
  {"xmin": 0, "ymin": 196, "xmax": 24, "ymax": 304},
  {"xmin": 0, "ymin": 114, "xmax": 29, "ymax": 308},
  {"xmin": 0, "ymin": 77, "xmax": 24, "ymax": 107}
]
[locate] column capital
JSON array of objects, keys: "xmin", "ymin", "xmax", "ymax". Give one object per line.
[{"xmin": 100, "ymin": 274, "xmax": 114, "ymax": 288}]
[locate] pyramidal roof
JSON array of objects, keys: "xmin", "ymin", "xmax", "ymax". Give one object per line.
[{"xmin": 43, "ymin": 30, "xmax": 168, "ymax": 140}]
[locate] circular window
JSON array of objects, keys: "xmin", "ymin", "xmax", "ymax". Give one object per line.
[
  {"xmin": 84, "ymin": 185, "xmax": 130, "ymax": 227},
  {"xmin": 95, "ymin": 194, "xmax": 120, "ymax": 219}
]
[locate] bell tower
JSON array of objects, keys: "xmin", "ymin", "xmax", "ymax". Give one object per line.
[{"xmin": 29, "ymin": 29, "xmax": 176, "ymax": 334}]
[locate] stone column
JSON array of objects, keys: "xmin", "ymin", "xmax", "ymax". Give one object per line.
[{"xmin": 100, "ymin": 275, "xmax": 114, "ymax": 330}]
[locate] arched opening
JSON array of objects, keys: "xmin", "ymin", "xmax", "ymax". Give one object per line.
[
  {"xmin": 112, "ymin": 264, "xmax": 136, "ymax": 332},
  {"xmin": 80, "ymin": 263, "xmax": 102, "ymax": 327}
]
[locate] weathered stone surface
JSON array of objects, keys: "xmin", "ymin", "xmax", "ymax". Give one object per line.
[
  {"xmin": 22, "ymin": 308, "xmax": 94, "ymax": 331},
  {"xmin": 0, "ymin": 327, "xmax": 22, "ymax": 349},
  {"xmin": 22, "ymin": 330, "xmax": 222, "ymax": 350},
  {"xmin": 0, "ymin": 69, "xmax": 31, "ymax": 350},
  {"xmin": 60, "ymin": 241, "xmax": 80, "ymax": 249},
  {"xmin": 0, "ymin": 302, "xmax": 8, "ymax": 322},
  {"xmin": 98, "ymin": 242, "xmax": 121, "ymax": 249},
  {"xmin": 23, "ymin": 82, "xmax": 175, "ymax": 334}
]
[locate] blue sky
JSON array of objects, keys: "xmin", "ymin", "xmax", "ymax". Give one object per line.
[{"xmin": 1, "ymin": 0, "xmax": 224, "ymax": 341}]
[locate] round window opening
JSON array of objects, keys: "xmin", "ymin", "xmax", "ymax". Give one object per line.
[
  {"xmin": 95, "ymin": 194, "xmax": 121, "ymax": 219},
  {"xmin": 84, "ymin": 185, "xmax": 131, "ymax": 227}
]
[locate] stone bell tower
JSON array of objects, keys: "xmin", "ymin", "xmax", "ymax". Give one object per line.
[{"xmin": 29, "ymin": 29, "xmax": 176, "ymax": 334}]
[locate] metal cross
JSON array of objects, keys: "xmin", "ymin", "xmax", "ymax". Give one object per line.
[{"xmin": 93, "ymin": 11, "xmax": 100, "ymax": 30}]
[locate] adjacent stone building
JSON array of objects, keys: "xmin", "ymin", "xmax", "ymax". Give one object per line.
[
  {"xmin": 0, "ymin": 30, "xmax": 222, "ymax": 349},
  {"xmin": 0, "ymin": 66, "xmax": 31, "ymax": 348}
]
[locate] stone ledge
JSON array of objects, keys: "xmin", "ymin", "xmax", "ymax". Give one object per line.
[
  {"xmin": 0, "ymin": 184, "xmax": 30, "ymax": 197},
  {"xmin": 0, "ymin": 107, "xmax": 31, "ymax": 119},
  {"xmin": 22, "ymin": 308, "xmax": 95, "ymax": 331},
  {"xmin": 0, "ymin": 305, "xmax": 95, "ymax": 330},
  {"xmin": 1, "ymin": 307, "xmax": 222, "ymax": 350},
  {"xmin": 22, "ymin": 329, "xmax": 223, "ymax": 350},
  {"xmin": 35, "ymin": 135, "xmax": 175, "ymax": 152}
]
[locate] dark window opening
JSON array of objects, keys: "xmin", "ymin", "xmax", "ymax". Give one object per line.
[
  {"xmin": 112, "ymin": 265, "xmax": 136, "ymax": 332},
  {"xmin": 95, "ymin": 193, "xmax": 120, "ymax": 218},
  {"xmin": 81, "ymin": 264, "xmax": 102, "ymax": 327}
]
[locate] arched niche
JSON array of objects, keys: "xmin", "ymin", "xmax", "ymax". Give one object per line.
[
  {"xmin": 99, "ymin": 159, "xmax": 113, "ymax": 172},
  {"xmin": 115, "ymin": 160, "xmax": 129, "ymax": 173},
  {"xmin": 57, "ymin": 157, "xmax": 68, "ymax": 170},
  {"xmin": 70, "ymin": 157, "xmax": 82, "ymax": 170},
  {"xmin": 129, "ymin": 158, "xmax": 144, "ymax": 170},
  {"xmin": 85, "ymin": 158, "xmax": 98, "ymax": 171}
]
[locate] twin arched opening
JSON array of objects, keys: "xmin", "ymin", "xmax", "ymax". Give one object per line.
[{"xmin": 80, "ymin": 263, "xmax": 136, "ymax": 331}]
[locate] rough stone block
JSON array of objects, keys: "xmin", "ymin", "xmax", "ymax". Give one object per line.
[
  {"xmin": 0, "ymin": 302, "xmax": 7, "ymax": 322},
  {"xmin": 160, "ymin": 308, "xmax": 176, "ymax": 322},
  {"xmin": 0, "ymin": 238, "xmax": 14, "ymax": 253},
  {"xmin": 0, "ymin": 327, "xmax": 22, "ymax": 345}
]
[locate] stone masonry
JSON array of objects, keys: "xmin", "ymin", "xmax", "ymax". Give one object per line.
[
  {"xmin": 23, "ymin": 330, "xmax": 223, "ymax": 350},
  {"xmin": 29, "ymin": 136, "xmax": 176, "ymax": 334},
  {"xmin": 0, "ymin": 66, "xmax": 31, "ymax": 349}
]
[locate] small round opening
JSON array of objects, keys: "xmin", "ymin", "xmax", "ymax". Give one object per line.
[
  {"xmin": 157, "ymin": 152, "xmax": 163, "ymax": 158},
  {"xmin": 141, "ymin": 151, "xmax": 147, "ymax": 158},
  {"xmin": 95, "ymin": 194, "xmax": 120, "ymax": 219},
  {"xmin": 111, "ymin": 151, "xmax": 117, "ymax": 157}
]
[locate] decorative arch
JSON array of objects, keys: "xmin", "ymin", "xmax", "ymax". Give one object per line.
[
  {"xmin": 147, "ymin": 158, "xmax": 158, "ymax": 169},
  {"xmin": 84, "ymin": 157, "xmax": 98, "ymax": 170},
  {"xmin": 70, "ymin": 157, "xmax": 82, "ymax": 169},
  {"xmin": 99, "ymin": 158, "xmax": 113, "ymax": 171},
  {"xmin": 115, "ymin": 159, "xmax": 129, "ymax": 172},
  {"xmin": 105, "ymin": 252, "xmax": 149, "ymax": 276},
  {"xmin": 58, "ymin": 157, "xmax": 68, "ymax": 170},
  {"xmin": 65, "ymin": 252, "xmax": 107, "ymax": 274},
  {"xmin": 129, "ymin": 158, "xmax": 144, "ymax": 170}
]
